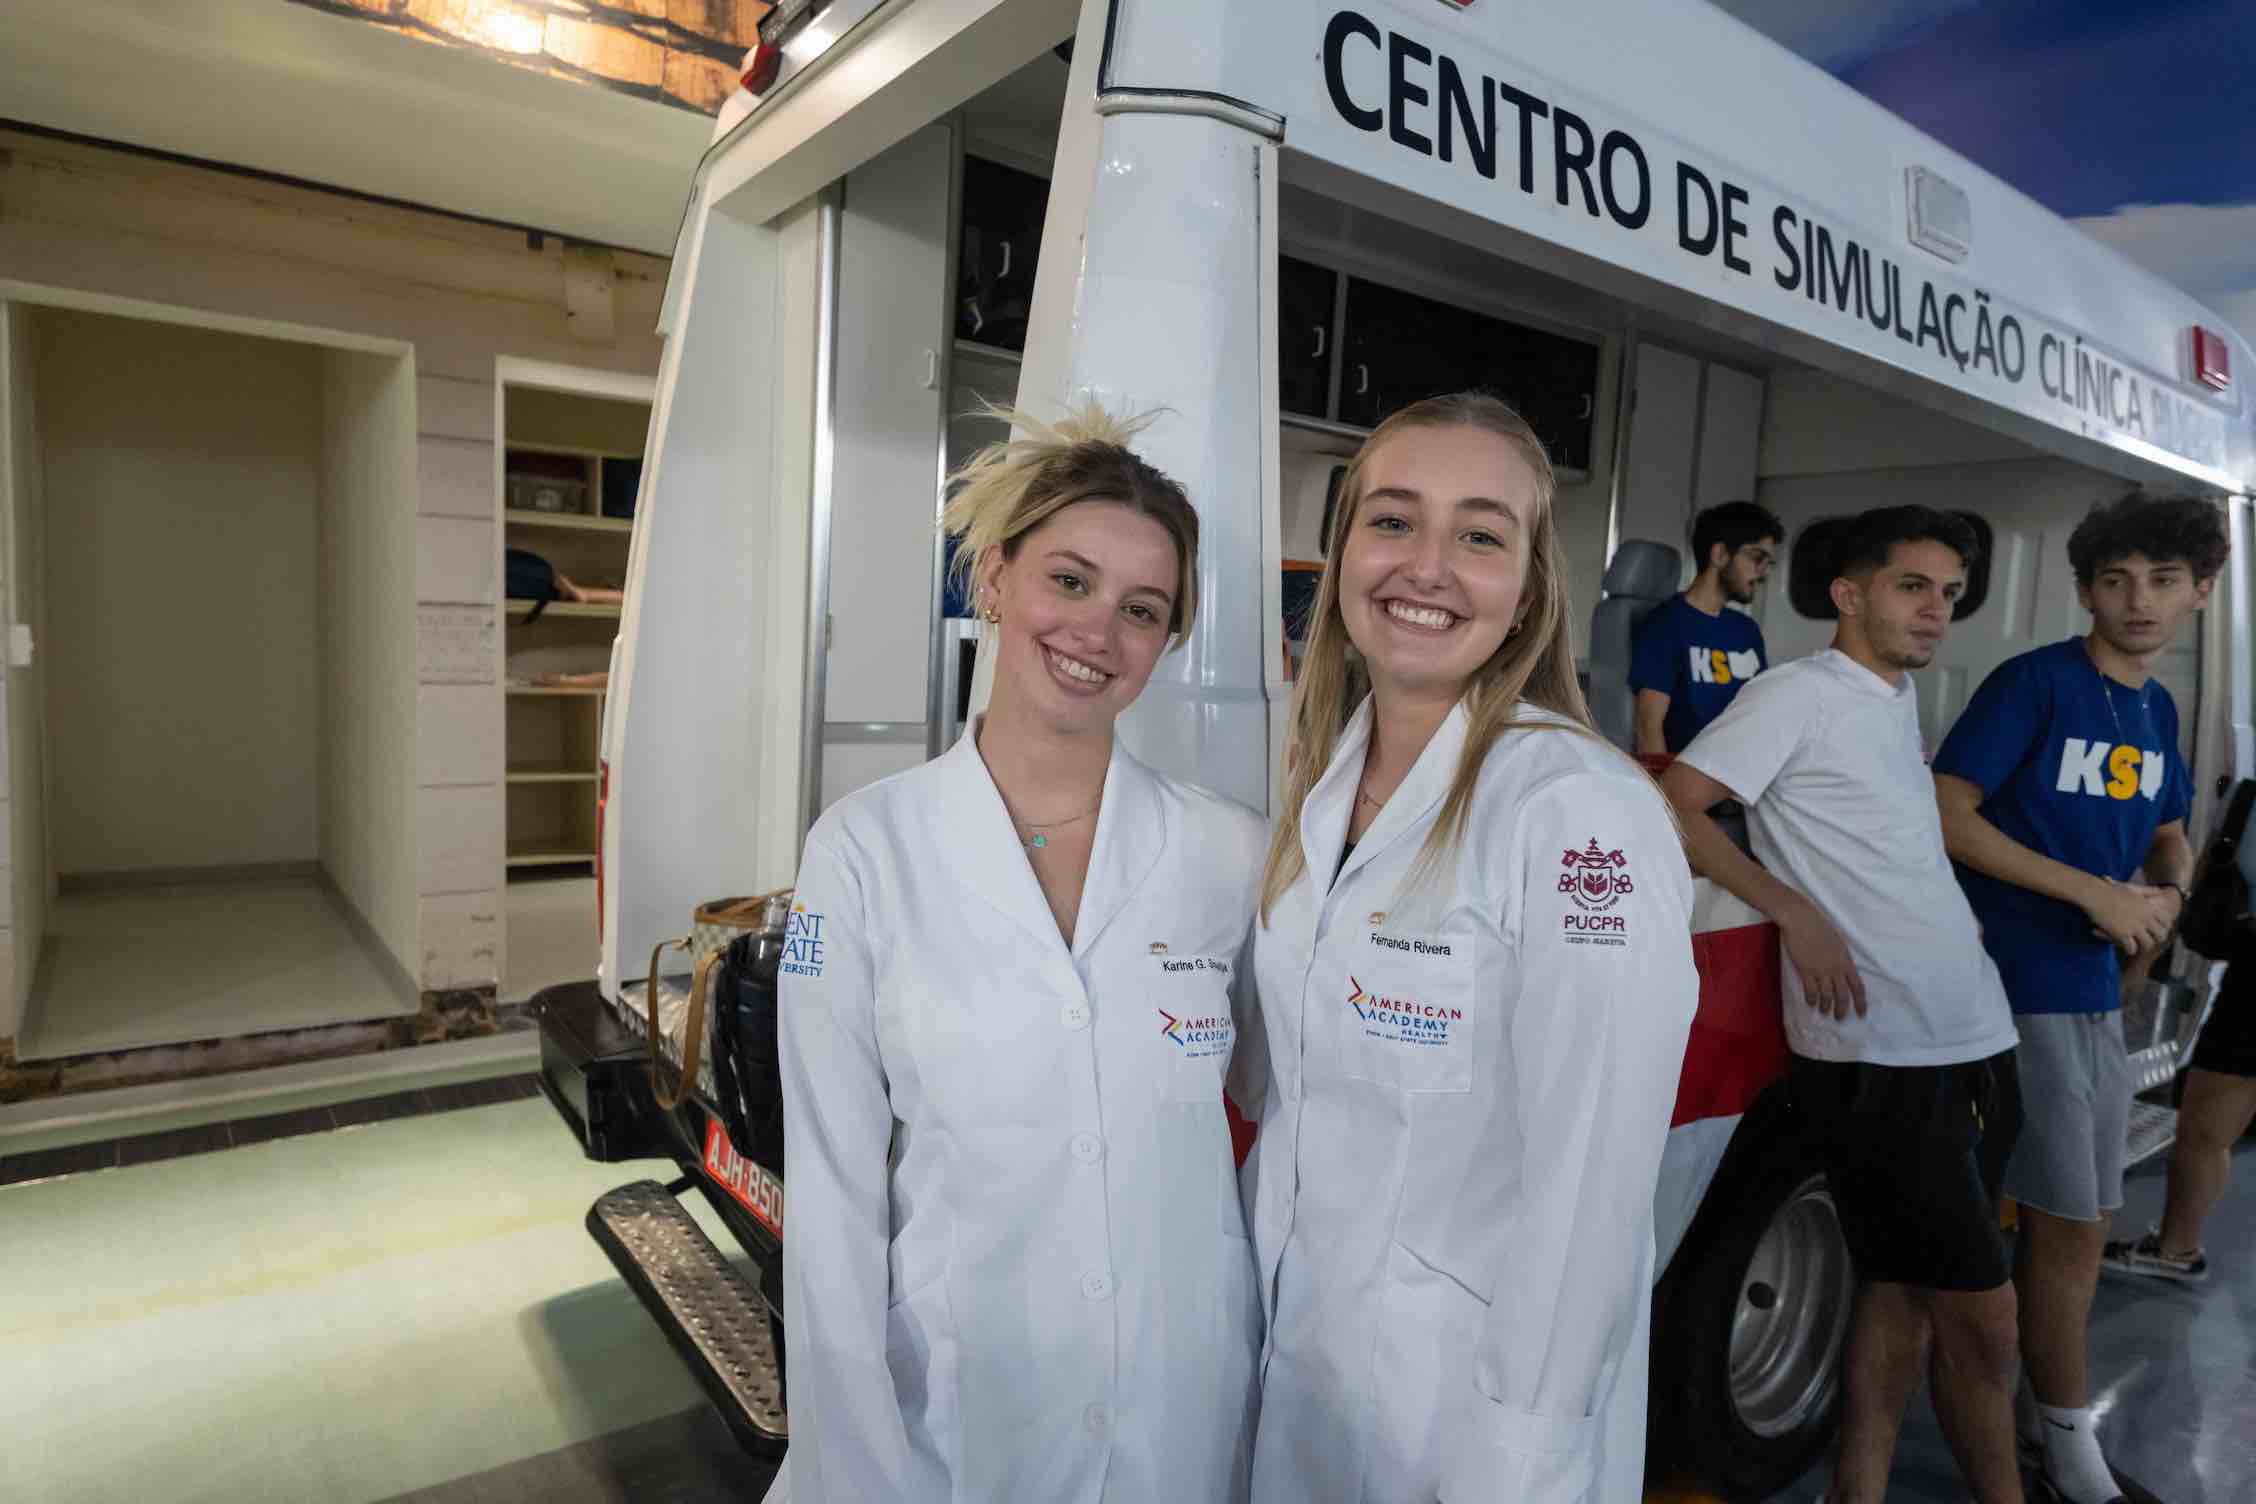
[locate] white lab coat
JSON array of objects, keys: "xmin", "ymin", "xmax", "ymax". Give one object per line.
[
  {"xmin": 769, "ymin": 726, "xmax": 1266, "ymax": 1503},
  {"xmin": 1244, "ymin": 698, "xmax": 1697, "ymax": 1503}
]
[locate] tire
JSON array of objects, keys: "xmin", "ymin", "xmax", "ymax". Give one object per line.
[{"xmin": 1650, "ymin": 1114, "xmax": 1855, "ymax": 1499}]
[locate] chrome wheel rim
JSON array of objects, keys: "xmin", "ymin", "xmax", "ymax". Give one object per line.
[{"xmin": 1728, "ymin": 1175, "xmax": 1854, "ymax": 1439}]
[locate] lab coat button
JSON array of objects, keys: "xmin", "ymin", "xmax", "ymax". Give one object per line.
[
  {"xmin": 1070, "ymin": 1133, "xmax": 1104, "ymax": 1164},
  {"xmin": 1081, "ymin": 1270, "xmax": 1115, "ymax": 1301},
  {"xmin": 1061, "ymin": 1002, "xmax": 1090, "ymax": 1030},
  {"xmin": 1084, "ymin": 1403, "xmax": 1110, "ymax": 1434}
]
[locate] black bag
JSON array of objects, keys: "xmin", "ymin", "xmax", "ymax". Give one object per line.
[
  {"xmin": 506, "ymin": 547, "xmax": 557, "ymax": 622},
  {"xmin": 709, "ymin": 926, "xmax": 786, "ymax": 1173},
  {"xmin": 2180, "ymin": 778, "xmax": 2256, "ymax": 959}
]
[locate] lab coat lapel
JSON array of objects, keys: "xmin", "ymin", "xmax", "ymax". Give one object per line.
[
  {"xmin": 1070, "ymin": 740, "xmax": 1166, "ymax": 962},
  {"xmin": 937, "ymin": 726, "xmax": 1072, "ymax": 958},
  {"xmin": 1331, "ymin": 698, "xmax": 1470, "ymax": 891},
  {"xmin": 1298, "ymin": 699, "xmax": 1371, "ymax": 889}
]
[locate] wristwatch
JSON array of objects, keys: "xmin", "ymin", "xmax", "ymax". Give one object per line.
[{"xmin": 2166, "ymin": 881, "xmax": 2192, "ymax": 903}]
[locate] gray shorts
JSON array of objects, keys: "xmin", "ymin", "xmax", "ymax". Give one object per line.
[{"xmin": 2002, "ymin": 1009, "xmax": 2132, "ymax": 1222}]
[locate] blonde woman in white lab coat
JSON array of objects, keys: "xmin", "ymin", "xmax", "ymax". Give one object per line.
[
  {"xmin": 1245, "ymin": 392, "xmax": 1698, "ymax": 1503},
  {"xmin": 771, "ymin": 404, "xmax": 1265, "ymax": 1504}
]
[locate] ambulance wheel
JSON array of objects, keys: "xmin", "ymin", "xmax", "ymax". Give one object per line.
[{"xmin": 1651, "ymin": 1147, "xmax": 1854, "ymax": 1497}]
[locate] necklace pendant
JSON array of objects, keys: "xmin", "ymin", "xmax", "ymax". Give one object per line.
[{"xmin": 1029, "ymin": 834, "xmax": 1048, "ymax": 849}]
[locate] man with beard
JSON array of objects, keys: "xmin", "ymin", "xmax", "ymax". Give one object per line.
[
  {"xmin": 1663, "ymin": 507, "xmax": 2026, "ymax": 1504},
  {"xmin": 1932, "ymin": 493, "xmax": 2228, "ymax": 1504},
  {"xmin": 1631, "ymin": 499, "xmax": 1783, "ymax": 755}
]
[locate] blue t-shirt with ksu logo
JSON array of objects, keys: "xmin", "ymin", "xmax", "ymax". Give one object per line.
[
  {"xmin": 1628, "ymin": 595, "xmax": 1769, "ymax": 754},
  {"xmin": 1931, "ymin": 638, "xmax": 2193, "ymax": 1016}
]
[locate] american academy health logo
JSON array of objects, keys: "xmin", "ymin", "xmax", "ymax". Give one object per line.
[
  {"xmin": 1346, "ymin": 976, "xmax": 1463, "ymax": 1046},
  {"xmin": 1559, "ymin": 838, "xmax": 1634, "ymax": 912},
  {"xmin": 1158, "ymin": 1009, "xmax": 1232, "ymax": 1059}
]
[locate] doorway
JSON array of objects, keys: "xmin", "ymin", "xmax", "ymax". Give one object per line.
[{"xmin": 0, "ymin": 300, "xmax": 420, "ymax": 1063}]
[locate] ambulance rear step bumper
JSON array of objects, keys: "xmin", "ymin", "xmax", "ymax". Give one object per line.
[{"xmin": 588, "ymin": 1179, "xmax": 789, "ymax": 1457}]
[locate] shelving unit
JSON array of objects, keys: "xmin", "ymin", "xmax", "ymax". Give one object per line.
[{"xmin": 497, "ymin": 369, "xmax": 653, "ymax": 1003}]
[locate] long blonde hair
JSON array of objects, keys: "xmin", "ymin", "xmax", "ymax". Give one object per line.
[
  {"xmin": 1259, "ymin": 392, "xmax": 1603, "ymax": 920},
  {"xmin": 942, "ymin": 400, "xmax": 1200, "ymax": 641}
]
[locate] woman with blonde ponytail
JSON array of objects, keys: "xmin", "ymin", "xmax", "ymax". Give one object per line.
[
  {"xmin": 771, "ymin": 402, "xmax": 1265, "ymax": 1504},
  {"xmin": 1241, "ymin": 394, "xmax": 1698, "ymax": 1503}
]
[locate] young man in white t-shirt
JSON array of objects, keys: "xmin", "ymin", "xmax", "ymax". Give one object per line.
[{"xmin": 1660, "ymin": 506, "xmax": 2024, "ymax": 1504}]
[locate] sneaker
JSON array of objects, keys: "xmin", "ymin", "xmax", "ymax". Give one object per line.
[{"xmin": 2099, "ymin": 1227, "xmax": 2209, "ymax": 1283}]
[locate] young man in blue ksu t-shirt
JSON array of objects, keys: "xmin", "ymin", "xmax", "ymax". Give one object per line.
[
  {"xmin": 1932, "ymin": 494, "xmax": 2230, "ymax": 1504},
  {"xmin": 1629, "ymin": 500, "xmax": 1783, "ymax": 755}
]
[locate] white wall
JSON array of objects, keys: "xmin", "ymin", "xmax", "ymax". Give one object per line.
[
  {"xmin": 38, "ymin": 310, "xmax": 323, "ymax": 876},
  {"xmin": 320, "ymin": 349, "xmax": 420, "ymax": 978},
  {"xmin": 0, "ymin": 304, "xmax": 50, "ymax": 1039}
]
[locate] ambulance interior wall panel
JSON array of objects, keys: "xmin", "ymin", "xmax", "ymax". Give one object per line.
[
  {"xmin": 1, "ymin": 303, "xmax": 48, "ymax": 1032},
  {"xmin": 38, "ymin": 311, "xmax": 324, "ymax": 878},
  {"xmin": 1695, "ymin": 364, "xmax": 1766, "ymax": 509},
  {"xmin": 1754, "ymin": 420, "xmax": 2197, "ymax": 760},
  {"xmin": 1614, "ymin": 344, "xmax": 1702, "ymax": 565},
  {"xmin": 606, "ymin": 200, "xmax": 819, "ymax": 999},
  {"xmin": 317, "ymin": 346, "xmax": 420, "ymax": 977},
  {"xmin": 821, "ymin": 126, "xmax": 951, "ymax": 777}
]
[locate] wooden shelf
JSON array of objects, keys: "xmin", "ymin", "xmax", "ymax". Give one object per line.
[
  {"xmin": 508, "ymin": 440, "xmax": 640, "ymax": 461},
  {"xmin": 506, "ymin": 598, "xmax": 622, "ymax": 619},
  {"xmin": 507, "ymin": 685, "xmax": 605, "ymax": 698},
  {"xmin": 504, "ymin": 508, "xmax": 632, "ymax": 535},
  {"xmin": 508, "ymin": 765, "xmax": 598, "ymax": 784},
  {"xmin": 506, "ymin": 846, "xmax": 596, "ymax": 869}
]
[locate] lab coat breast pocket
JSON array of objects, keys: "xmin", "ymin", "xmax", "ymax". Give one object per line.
[
  {"xmin": 1146, "ymin": 953, "xmax": 1237, "ymax": 1105},
  {"xmin": 1341, "ymin": 929, "xmax": 1474, "ymax": 1093}
]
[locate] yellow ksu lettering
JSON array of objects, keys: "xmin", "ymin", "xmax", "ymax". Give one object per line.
[
  {"xmin": 1711, "ymin": 648, "xmax": 1731, "ymax": 684},
  {"xmin": 2106, "ymin": 743, "xmax": 2141, "ymax": 800}
]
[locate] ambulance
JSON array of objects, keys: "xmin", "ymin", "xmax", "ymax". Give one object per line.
[{"xmin": 530, "ymin": 0, "xmax": 2256, "ymax": 1492}]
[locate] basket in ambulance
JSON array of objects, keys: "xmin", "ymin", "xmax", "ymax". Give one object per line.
[{"xmin": 529, "ymin": 0, "xmax": 2256, "ymax": 1495}]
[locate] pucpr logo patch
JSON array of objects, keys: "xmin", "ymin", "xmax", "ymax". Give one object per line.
[
  {"xmin": 781, "ymin": 902, "xmax": 826, "ymax": 977},
  {"xmin": 1158, "ymin": 1008, "xmax": 1233, "ymax": 1059},
  {"xmin": 1559, "ymin": 837, "xmax": 1634, "ymax": 946},
  {"xmin": 1347, "ymin": 975, "xmax": 1463, "ymax": 1047}
]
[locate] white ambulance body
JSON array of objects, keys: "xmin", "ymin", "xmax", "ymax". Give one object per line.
[{"xmin": 577, "ymin": 0, "xmax": 2255, "ymax": 1489}]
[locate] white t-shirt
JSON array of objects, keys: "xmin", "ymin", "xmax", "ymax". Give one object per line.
[{"xmin": 1678, "ymin": 648, "xmax": 2018, "ymax": 1067}]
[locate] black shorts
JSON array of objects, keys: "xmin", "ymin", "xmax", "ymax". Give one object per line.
[
  {"xmin": 2192, "ymin": 958, "xmax": 2256, "ymax": 1078},
  {"xmin": 1789, "ymin": 1048, "xmax": 2023, "ymax": 1292}
]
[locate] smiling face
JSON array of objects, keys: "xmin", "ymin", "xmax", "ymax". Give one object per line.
[
  {"xmin": 2079, "ymin": 550, "xmax": 2212, "ymax": 659},
  {"xmin": 980, "ymin": 499, "xmax": 1182, "ymax": 736},
  {"xmin": 1335, "ymin": 424, "xmax": 1543, "ymax": 703},
  {"xmin": 1835, "ymin": 538, "xmax": 1966, "ymax": 673}
]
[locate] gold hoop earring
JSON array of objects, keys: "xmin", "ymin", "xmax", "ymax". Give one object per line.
[{"xmin": 983, "ymin": 605, "xmax": 1002, "ymax": 625}]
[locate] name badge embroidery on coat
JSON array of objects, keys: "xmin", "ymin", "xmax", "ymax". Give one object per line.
[
  {"xmin": 1558, "ymin": 837, "xmax": 1634, "ymax": 946},
  {"xmin": 1155, "ymin": 954, "xmax": 1233, "ymax": 1059}
]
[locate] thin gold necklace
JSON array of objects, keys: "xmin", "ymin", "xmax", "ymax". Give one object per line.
[{"xmin": 1015, "ymin": 799, "xmax": 1101, "ymax": 850}]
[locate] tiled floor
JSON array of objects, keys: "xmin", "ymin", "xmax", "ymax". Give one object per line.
[
  {"xmin": 18, "ymin": 878, "xmax": 417, "ymax": 1060},
  {"xmin": 5, "ymin": 1079, "xmax": 2248, "ymax": 1502}
]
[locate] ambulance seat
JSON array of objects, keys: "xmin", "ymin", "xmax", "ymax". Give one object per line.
[{"xmin": 1587, "ymin": 540, "xmax": 1681, "ymax": 752}]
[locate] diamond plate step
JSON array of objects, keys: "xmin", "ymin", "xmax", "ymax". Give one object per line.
[
  {"xmin": 588, "ymin": 1180, "xmax": 788, "ymax": 1455},
  {"xmin": 2124, "ymin": 1100, "xmax": 2178, "ymax": 1170}
]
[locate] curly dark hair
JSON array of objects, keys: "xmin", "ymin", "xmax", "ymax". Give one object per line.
[
  {"xmin": 2066, "ymin": 492, "xmax": 2230, "ymax": 587},
  {"xmin": 1691, "ymin": 500, "xmax": 1784, "ymax": 570}
]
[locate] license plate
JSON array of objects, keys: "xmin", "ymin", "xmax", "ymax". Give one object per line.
[{"xmin": 702, "ymin": 1116, "xmax": 785, "ymax": 1239}]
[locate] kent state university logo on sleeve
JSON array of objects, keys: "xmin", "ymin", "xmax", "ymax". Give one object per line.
[
  {"xmin": 1689, "ymin": 647, "xmax": 1763, "ymax": 686},
  {"xmin": 2055, "ymin": 737, "xmax": 2167, "ymax": 802},
  {"xmin": 1559, "ymin": 837, "xmax": 1635, "ymax": 946},
  {"xmin": 781, "ymin": 902, "xmax": 826, "ymax": 977},
  {"xmin": 1347, "ymin": 974, "xmax": 1464, "ymax": 1048}
]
